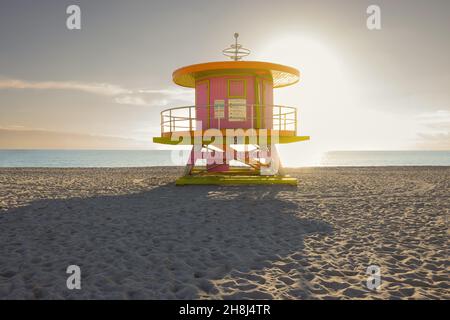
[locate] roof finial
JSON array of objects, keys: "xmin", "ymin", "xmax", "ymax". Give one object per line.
[{"xmin": 222, "ymin": 33, "xmax": 250, "ymax": 61}]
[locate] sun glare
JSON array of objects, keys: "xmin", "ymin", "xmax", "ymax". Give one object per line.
[
  {"xmin": 255, "ymin": 34, "xmax": 421, "ymax": 166},
  {"xmin": 254, "ymin": 35, "xmax": 354, "ymax": 165}
]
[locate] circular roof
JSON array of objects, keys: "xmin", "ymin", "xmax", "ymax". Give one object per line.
[{"xmin": 172, "ymin": 61, "xmax": 300, "ymax": 88}]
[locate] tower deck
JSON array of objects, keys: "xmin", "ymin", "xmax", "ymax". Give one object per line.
[{"xmin": 152, "ymin": 104, "xmax": 309, "ymax": 145}]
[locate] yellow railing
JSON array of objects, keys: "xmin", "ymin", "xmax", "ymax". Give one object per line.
[{"xmin": 160, "ymin": 105, "xmax": 298, "ymax": 135}]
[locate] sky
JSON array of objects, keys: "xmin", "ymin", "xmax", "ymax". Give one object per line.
[{"xmin": 0, "ymin": 0, "xmax": 449, "ymax": 160}]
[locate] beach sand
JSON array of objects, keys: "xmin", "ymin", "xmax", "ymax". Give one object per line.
[{"xmin": 0, "ymin": 167, "xmax": 448, "ymax": 299}]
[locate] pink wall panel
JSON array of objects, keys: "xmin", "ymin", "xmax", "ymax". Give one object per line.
[
  {"xmin": 229, "ymin": 79, "xmax": 245, "ymax": 97},
  {"xmin": 208, "ymin": 77, "xmax": 226, "ymax": 129},
  {"xmin": 263, "ymin": 80, "xmax": 273, "ymax": 129},
  {"xmin": 195, "ymin": 81, "xmax": 209, "ymax": 130},
  {"xmin": 196, "ymin": 75, "xmax": 272, "ymax": 130},
  {"xmin": 210, "ymin": 75, "xmax": 255, "ymax": 129}
]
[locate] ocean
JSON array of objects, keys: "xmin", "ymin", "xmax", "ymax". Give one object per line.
[{"xmin": 0, "ymin": 150, "xmax": 449, "ymax": 167}]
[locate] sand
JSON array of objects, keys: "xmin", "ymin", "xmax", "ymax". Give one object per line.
[{"xmin": 0, "ymin": 167, "xmax": 448, "ymax": 299}]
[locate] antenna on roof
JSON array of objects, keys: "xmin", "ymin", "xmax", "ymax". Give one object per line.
[{"xmin": 222, "ymin": 33, "xmax": 250, "ymax": 61}]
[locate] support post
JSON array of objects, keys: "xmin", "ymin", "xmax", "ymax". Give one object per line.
[
  {"xmin": 295, "ymin": 108, "xmax": 298, "ymax": 135},
  {"xmin": 278, "ymin": 106, "xmax": 282, "ymax": 131},
  {"xmin": 189, "ymin": 107, "xmax": 192, "ymax": 131},
  {"xmin": 251, "ymin": 104, "xmax": 254, "ymax": 128}
]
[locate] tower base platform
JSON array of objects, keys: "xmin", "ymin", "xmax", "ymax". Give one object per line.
[{"xmin": 176, "ymin": 174, "xmax": 297, "ymax": 186}]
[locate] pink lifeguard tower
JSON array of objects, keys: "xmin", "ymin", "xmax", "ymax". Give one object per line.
[{"xmin": 153, "ymin": 34, "xmax": 309, "ymax": 185}]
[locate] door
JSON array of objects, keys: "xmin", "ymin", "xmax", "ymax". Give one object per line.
[
  {"xmin": 195, "ymin": 80, "xmax": 210, "ymax": 129},
  {"xmin": 257, "ymin": 78, "xmax": 264, "ymax": 128}
]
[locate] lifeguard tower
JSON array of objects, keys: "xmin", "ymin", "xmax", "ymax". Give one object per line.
[{"xmin": 153, "ymin": 34, "xmax": 309, "ymax": 185}]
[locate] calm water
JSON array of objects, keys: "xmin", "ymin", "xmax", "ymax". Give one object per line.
[
  {"xmin": 0, "ymin": 150, "xmax": 185, "ymax": 167},
  {"xmin": 0, "ymin": 150, "xmax": 449, "ymax": 168},
  {"xmin": 320, "ymin": 151, "xmax": 450, "ymax": 166}
]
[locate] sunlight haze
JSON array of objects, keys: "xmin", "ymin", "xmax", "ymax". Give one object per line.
[{"xmin": 0, "ymin": 0, "xmax": 449, "ymax": 164}]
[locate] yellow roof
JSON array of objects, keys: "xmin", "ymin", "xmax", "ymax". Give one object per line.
[{"xmin": 172, "ymin": 61, "xmax": 300, "ymax": 88}]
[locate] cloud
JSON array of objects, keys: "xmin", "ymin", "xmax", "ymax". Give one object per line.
[
  {"xmin": 0, "ymin": 77, "xmax": 193, "ymax": 107},
  {"xmin": 114, "ymin": 96, "xmax": 170, "ymax": 107},
  {"xmin": 0, "ymin": 127, "xmax": 152, "ymax": 149},
  {"xmin": 114, "ymin": 95, "xmax": 150, "ymax": 106},
  {"xmin": 0, "ymin": 78, "xmax": 130, "ymax": 96},
  {"xmin": 415, "ymin": 110, "xmax": 450, "ymax": 133},
  {"xmin": 414, "ymin": 110, "xmax": 450, "ymax": 150},
  {"xmin": 415, "ymin": 132, "xmax": 450, "ymax": 150},
  {"xmin": 137, "ymin": 88, "xmax": 193, "ymax": 100},
  {"xmin": 415, "ymin": 110, "xmax": 450, "ymax": 121}
]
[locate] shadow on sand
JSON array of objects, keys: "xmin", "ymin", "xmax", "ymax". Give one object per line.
[{"xmin": 0, "ymin": 184, "xmax": 332, "ymax": 299}]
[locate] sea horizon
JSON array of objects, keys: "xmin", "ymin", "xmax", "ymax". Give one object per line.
[{"xmin": 1, "ymin": 149, "xmax": 449, "ymax": 168}]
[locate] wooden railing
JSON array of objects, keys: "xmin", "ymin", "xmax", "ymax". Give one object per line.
[{"xmin": 160, "ymin": 105, "xmax": 298, "ymax": 135}]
